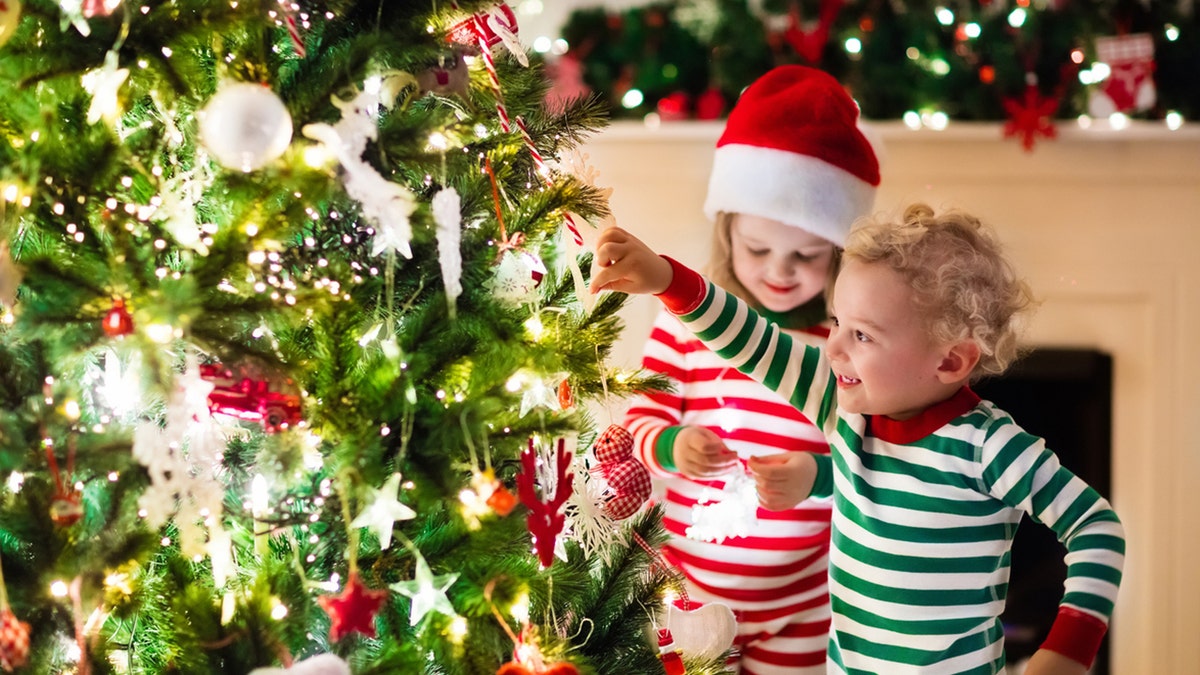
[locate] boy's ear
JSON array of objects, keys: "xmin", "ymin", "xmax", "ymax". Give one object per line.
[{"xmin": 936, "ymin": 340, "xmax": 981, "ymax": 383}]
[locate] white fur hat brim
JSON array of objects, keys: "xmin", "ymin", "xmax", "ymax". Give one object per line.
[{"xmin": 703, "ymin": 144, "xmax": 877, "ymax": 247}]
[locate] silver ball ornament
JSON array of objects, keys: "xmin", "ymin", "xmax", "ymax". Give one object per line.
[{"xmin": 199, "ymin": 82, "xmax": 293, "ymax": 172}]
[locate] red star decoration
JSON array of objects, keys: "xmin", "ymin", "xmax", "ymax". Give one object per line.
[
  {"xmin": 1003, "ymin": 83, "xmax": 1060, "ymax": 151},
  {"xmin": 317, "ymin": 571, "xmax": 389, "ymax": 642}
]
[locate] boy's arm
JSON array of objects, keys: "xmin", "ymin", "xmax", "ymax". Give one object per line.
[
  {"xmin": 654, "ymin": 256, "xmax": 837, "ymax": 433},
  {"xmin": 981, "ymin": 427, "xmax": 1125, "ymax": 670}
]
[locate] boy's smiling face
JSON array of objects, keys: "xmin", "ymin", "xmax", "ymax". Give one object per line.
[{"xmin": 827, "ymin": 259, "xmax": 971, "ymax": 420}]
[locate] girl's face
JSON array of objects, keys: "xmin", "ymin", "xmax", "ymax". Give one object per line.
[{"xmin": 729, "ymin": 214, "xmax": 836, "ymax": 313}]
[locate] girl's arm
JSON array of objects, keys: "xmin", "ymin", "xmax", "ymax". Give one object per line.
[{"xmin": 623, "ymin": 311, "xmax": 738, "ymax": 479}]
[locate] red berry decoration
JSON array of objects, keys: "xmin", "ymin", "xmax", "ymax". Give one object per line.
[
  {"xmin": 591, "ymin": 425, "xmax": 652, "ymax": 520},
  {"xmin": 0, "ymin": 608, "xmax": 30, "ymax": 672},
  {"xmin": 102, "ymin": 297, "xmax": 134, "ymax": 337}
]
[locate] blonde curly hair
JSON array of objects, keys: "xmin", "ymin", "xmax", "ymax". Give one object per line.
[{"xmin": 840, "ymin": 203, "xmax": 1036, "ymax": 378}]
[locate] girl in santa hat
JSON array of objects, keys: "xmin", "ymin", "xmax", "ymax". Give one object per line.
[{"xmin": 622, "ymin": 65, "xmax": 880, "ymax": 674}]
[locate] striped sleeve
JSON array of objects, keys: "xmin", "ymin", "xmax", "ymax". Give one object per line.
[
  {"xmin": 977, "ymin": 415, "xmax": 1125, "ymax": 668},
  {"xmin": 659, "ymin": 259, "xmax": 837, "ymax": 435},
  {"xmin": 623, "ymin": 310, "xmax": 692, "ymax": 479}
]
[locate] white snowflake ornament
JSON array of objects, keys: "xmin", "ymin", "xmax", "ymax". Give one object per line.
[
  {"xmin": 489, "ymin": 249, "xmax": 546, "ymax": 305},
  {"xmin": 685, "ymin": 471, "xmax": 758, "ymax": 543}
]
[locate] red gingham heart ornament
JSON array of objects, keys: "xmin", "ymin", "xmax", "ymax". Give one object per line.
[
  {"xmin": 592, "ymin": 425, "xmax": 652, "ymax": 520},
  {"xmin": 0, "ymin": 608, "xmax": 30, "ymax": 672}
]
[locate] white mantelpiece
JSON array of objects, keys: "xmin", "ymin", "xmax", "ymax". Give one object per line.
[{"xmin": 578, "ymin": 120, "xmax": 1200, "ymax": 674}]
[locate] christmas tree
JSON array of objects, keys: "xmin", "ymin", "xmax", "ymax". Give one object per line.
[{"xmin": 0, "ymin": 2, "xmax": 723, "ymax": 673}]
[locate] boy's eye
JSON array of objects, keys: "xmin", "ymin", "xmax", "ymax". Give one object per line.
[
  {"xmin": 855, "ymin": 331, "xmax": 870, "ymax": 343},
  {"xmin": 748, "ymin": 248, "xmax": 768, "ymax": 257}
]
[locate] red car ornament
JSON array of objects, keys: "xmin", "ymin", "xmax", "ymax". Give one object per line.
[{"xmin": 199, "ymin": 363, "xmax": 303, "ymax": 432}]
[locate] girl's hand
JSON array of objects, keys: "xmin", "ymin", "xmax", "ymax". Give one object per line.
[
  {"xmin": 673, "ymin": 426, "xmax": 738, "ymax": 479},
  {"xmin": 747, "ymin": 453, "xmax": 818, "ymax": 511},
  {"xmin": 590, "ymin": 226, "xmax": 674, "ymax": 295},
  {"xmin": 1020, "ymin": 649, "xmax": 1088, "ymax": 675}
]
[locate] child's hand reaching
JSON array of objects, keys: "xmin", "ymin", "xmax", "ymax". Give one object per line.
[
  {"xmin": 673, "ymin": 426, "xmax": 739, "ymax": 479},
  {"xmin": 747, "ymin": 453, "xmax": 818, "ymax": 511},
  {"xmin": 589, "ymin": 226, "xmax": 674, "ymax": 295}
]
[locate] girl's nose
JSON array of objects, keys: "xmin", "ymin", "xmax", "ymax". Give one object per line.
[{"xmin": 766, "ymin": 254, "xmax": 794, "ymax": 279}]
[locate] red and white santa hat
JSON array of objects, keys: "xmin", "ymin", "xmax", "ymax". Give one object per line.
[{"xmin": 704, "ymin": 65, "xmax": 880, "ymax": 246}]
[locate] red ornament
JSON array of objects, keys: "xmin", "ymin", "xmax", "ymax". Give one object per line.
[
  {"xmin": 782, "ymin": 0, "xmax": 845, "ymax": 63},
  {"xmin": 486, "ymin": 483, "xmax": 518, "ymax": 517},
  {"xmin": 591, "ymin": 425, "xmax": 652, "ymax": 520},
  {"xmin": 557, "ymin": 379, "xmax": 573, "ymax": 410},
  {"xmin": 50, "ymin": 493, "xmax": 83, "ymax": 527},
  {"xmin": 496, "ymin": 662, "xmax": 580, "ymax": 675},
  {"xmin": 695, "ymin": 87, "xmax": 726, "ymax": 120},
  {"xmin": 1003, "ymin": 81, "xmax": 1060, "ymax": 151},
  {"xmin": 655, "ymin": 91, "xmax": 690, "ymax": 121},
  {"xmin": 0, "ymin": 608, "xmax": 30, "ymax": 672},
  {"xmin": 317, "ymin": 571, "xmax": 388, "ymax": 642},
  {"xmin": 656, "ymin": 628, "xmax": 687, "ymax": 675},
  {"xmin": 102, "ymin": 297, "xmax": 134, "ymax": 337},
  {"xmin": 516, "ymin": 438, "xmax": 573, "ymax": 568},
  {"xmin": 1090, "ymin": 33, "xmax": 1156, "ymax": 115},
  {"xmin": 448, "ymin": 2, "xmax": 517, "ymax": 48},
  {"xmin": 199, "ymin": 363, "xmax": 303, "ymax": 432}
]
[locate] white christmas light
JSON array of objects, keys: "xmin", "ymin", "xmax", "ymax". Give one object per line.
[
  {"xmin": 621, "ymin": 89, "xmax": 644, "ymax": 109},
  {"xmin": 1166, "ymin": 111, "xmax": 1184, "ymax": 130},
  {"xmin": 1008, "ymin": 8, "xmax": 1027, "ymax": 28},
  {"xmin": 935, "ymin": 7, "xmax": 954, "ymax": 26},
  {"xmin": 844, "ymin": 37, "xmax": 862, "ymax": 54}
]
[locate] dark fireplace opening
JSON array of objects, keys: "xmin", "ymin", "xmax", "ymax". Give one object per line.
[{"xmin": 973, "ymin": 348, "xmax": 1113, "ymax": 674}]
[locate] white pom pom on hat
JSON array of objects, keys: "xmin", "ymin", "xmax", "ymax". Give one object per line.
[{"xmin": 703, "ymin": 65, "xmax": 880, "ymax": 247}]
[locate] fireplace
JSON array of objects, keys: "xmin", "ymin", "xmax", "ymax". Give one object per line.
[{"xmin": 973, "ymin": 348, "xmax": 1113, "ymax": 674}]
